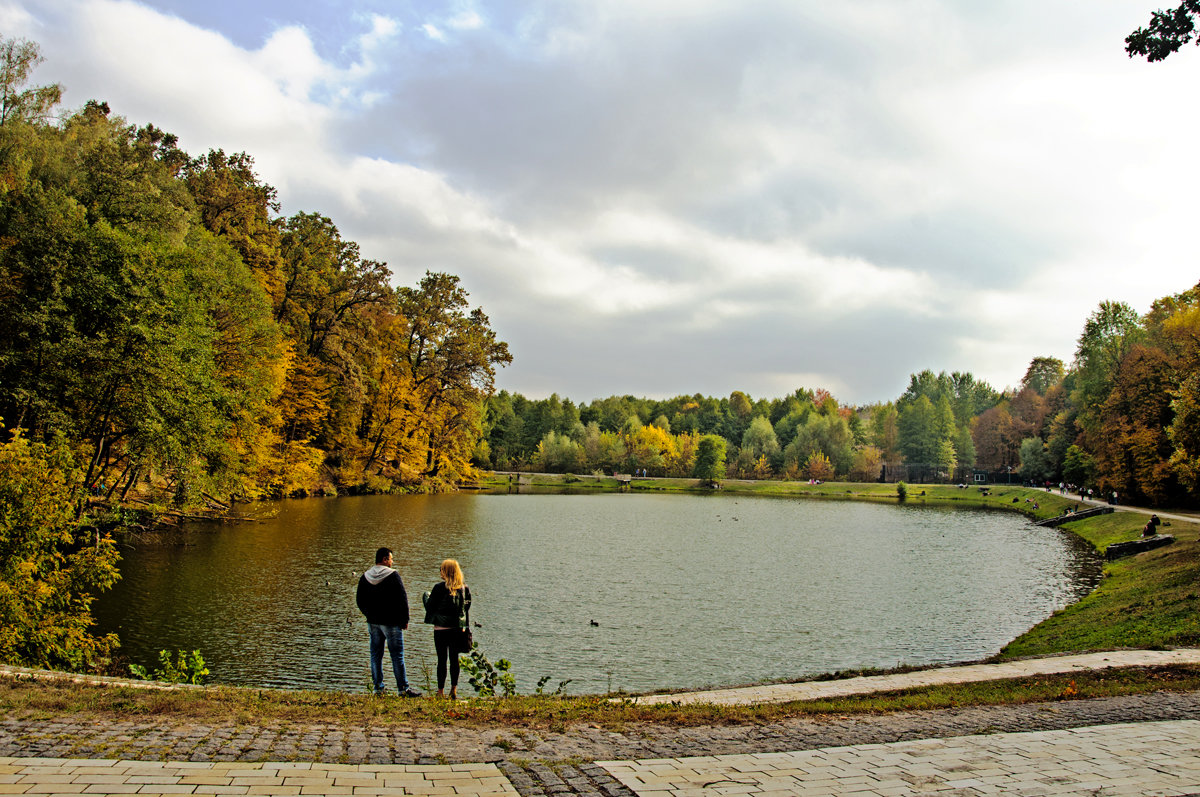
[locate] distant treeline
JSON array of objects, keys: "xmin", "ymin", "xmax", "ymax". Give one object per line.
[
  {"xmin": 0, "ymin": 38, "xmax": 510, "ymax": 505},
  {"xmin": 479, "ymin": 292, "xmax": 1200, "ymax": 508}
]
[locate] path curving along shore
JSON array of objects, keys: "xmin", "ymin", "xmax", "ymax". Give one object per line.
[{"xmin": 629, "ymin": 648, "xmax": 1200, "ymax": 705}]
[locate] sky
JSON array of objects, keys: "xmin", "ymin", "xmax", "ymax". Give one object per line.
[{"xmin": 3, "ymin": 1, "xmax": 1198, "ymax": 406}]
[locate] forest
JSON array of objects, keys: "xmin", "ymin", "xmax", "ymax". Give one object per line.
[
  {"xmin": 478, "ymin": 295, "xmax": 1200, "ymax": 510},
  {"xmin": 0, "ymin": 37, "xmax": 511, "ymax": 508}
]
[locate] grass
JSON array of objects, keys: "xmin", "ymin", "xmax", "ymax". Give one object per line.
[
  {"xmin": 1002, "ymin": 510, "xmax": 1200, "ymax": 657},
  {"xmin": 5, "ymin": 666, "xmax": 1200, "ymax": 729}
]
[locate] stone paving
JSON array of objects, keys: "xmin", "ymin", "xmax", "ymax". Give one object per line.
[
  {"xmin": 601, "ymin": 720, "xmax": 1200, "ymax": 796},
  {"xmin": 7, "ymin": 653, "xmax": 1200, "ymax": 795},
  {"xmin": 0, "ymin": 758, "xmax": 518, "ymax": 796}
]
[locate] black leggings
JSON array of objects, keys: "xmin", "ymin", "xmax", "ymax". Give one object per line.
[{"xmin": 433, "ymin": 629, "xmax": 461, "ymax": 690}]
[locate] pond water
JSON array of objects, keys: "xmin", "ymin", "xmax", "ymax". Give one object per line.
[{"xmin": 92, "ymin": 492, "xmax": 1101, "ymax": 695}]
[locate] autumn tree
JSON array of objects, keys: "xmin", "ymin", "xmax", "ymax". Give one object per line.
[
  {"xmin": 848, "ymin": 445, "xmax": 884, "ymax": 482},
  {"xmin": 973, "ymin": 404, "xmax": 1018, "ymax": 472},
  {"xmin": 0, "ymin": 431, "xmax": 120, "ymax": 670},
  {"xmin": 1092, "ymin": 345, "xmax": 1177, "ymax": 504},
  {"xmin": 382, "ymin": 272, "xmax": 511, "ymax": 481},
  {"xmin": 869, "ymin": 403, "xmax": 901, "ymax": 462},
  {"xmin": 803, "ymin": 452, "xmax": 835, "ymax": 481}
]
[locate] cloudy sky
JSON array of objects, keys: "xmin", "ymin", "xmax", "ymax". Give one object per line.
[{"xmin": 4, "ymin": 1, "xmax": 1198, "ymax": 405}]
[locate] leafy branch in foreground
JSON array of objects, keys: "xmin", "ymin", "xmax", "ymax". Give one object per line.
[
  {"xmin": 1127, "ymin": 0, "xmax": 1200, "ymax": 61},
  {"xmin": 458, "ymin": 644, "xmax": 571, "ymax": 697}
]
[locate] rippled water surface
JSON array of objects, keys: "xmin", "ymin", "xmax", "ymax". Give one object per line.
[{"xmin": 93, "ymin": 492, "xmax": 1100, "ymax": 694}]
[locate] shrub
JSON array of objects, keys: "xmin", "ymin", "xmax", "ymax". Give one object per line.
[
  {"xmin": 0, "ymin": 431, "xmax": 120, "ymax": 671},
  {"xmin": 129, "ymin": 649, "xmax": 209, "ymax": 685}
]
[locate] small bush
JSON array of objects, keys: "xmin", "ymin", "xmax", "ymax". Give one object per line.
[
  {"xmin": 896, "ymin": 481, "xmax": 908, "ymax": 501},
  {"xmin": 129, "ymin": 649, "xmax": 209, "ymax": 685},
  {"xmin": 459, "ymin": 643, "xmax": 516, "ymax": 697}
]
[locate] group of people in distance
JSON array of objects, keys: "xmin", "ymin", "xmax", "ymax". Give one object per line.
[{"xmin": 354, "ymin": 548, "xmax": 473, "ymax": 699}]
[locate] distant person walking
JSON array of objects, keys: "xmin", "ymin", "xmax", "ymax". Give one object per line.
[
  {"xmin": 423, "ymin": 559, "xmax": 473, "ymax": 699},
  {"xmin": 356, "ymin": 547, "xmax": 421, "ymax": 697}
]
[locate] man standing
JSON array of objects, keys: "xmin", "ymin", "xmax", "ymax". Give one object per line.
[{"xmin": 356, "ymin": 547, "xmax": 421, "ymax": 696}]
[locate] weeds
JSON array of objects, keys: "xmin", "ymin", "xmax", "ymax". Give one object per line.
[{"xmin": 128, "ymin": 650, "xmax": 209, "ymax": 685}]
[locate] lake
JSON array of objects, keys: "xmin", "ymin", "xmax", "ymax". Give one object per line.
[{"xmin": 92, "ymin": 492, "xmax": 1101, "ymax": 695}]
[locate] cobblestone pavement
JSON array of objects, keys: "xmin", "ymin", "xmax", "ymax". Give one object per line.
[{"xmin": 6, "ymin": 691, "xmax": 1200, "ymax": 795}]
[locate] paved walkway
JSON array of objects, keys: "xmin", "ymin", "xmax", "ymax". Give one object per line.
[
  {"xmin": 7, "ymin": 651, "xmax": 1200, "ymax": 795},
  {"xmin": 601, "ymin": 719, "xmax": 1200, "ymax": 796},
  {"xmin": 632, "ymin": 648, "xmax": 1200, "ymax": 706},
  {"xmin": 0, "ymin": 759, "xmax": 518, "ymax": 796}
]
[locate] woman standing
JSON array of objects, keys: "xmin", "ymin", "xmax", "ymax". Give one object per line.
[{"xmin": 422, "ymin": 559, "xmax": 472, "ymax": 699}]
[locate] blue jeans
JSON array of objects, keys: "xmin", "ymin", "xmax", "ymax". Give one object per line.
[{"xmin": 368, "ymin": 624, "xmax": 410, "ymax": 693}]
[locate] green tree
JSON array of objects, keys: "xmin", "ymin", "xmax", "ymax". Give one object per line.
[
  {"xmin": 954, "ymin": 425, "xmax": 977, "ymax": 471},
  {"xmin": 1021, "ymin": 356, "xmax": 1065, "ymax": 395},
  {"xmin": 740, "ymin": 416, "xmax": 779, "ymax": 463},
  {"xmin": 1073, "ymin": 301, "xmax": 1142, "ymax": 436},
  {"xmin": 935, "ymin": 438, "xmax": 958, "ymax": 479},
  {"xmin": 784, "ymin": 412, "xmax": 852, "ymax": 475},
  {"xmin": 183, "ymin": 149, "xmax": 283, "ymax": 299},
  {"xmin": 1019, "ymin": 437, "xmax": 1053, "ymax": 482},
  {"xmin": 0, "ymin": 37, "xmax": 61, "ymax": 127},
  {"xmin": 693, "ymin": 435, "xmax": 726, "ymax": 481},
  {"xmin": 897, "ymin": 395, "xmax": 937, "ymax": 467},
  {"xmin": 1062, "ymin": 444, "xmax": 1095, "ymax": 486}
]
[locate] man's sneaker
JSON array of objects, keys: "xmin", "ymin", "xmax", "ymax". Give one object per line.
[{"xmin": 401, "ymin": 687, "xmax": 422, "ymax": 698}]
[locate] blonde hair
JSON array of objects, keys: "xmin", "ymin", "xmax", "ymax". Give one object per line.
[{"xmin": 440, "ymin": 559, "xmax": 465, "ymax": 593}]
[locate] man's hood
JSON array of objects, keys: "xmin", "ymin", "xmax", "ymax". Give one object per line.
[{"xmin": 363, "ymin": 565, "xmax": 396, "ymax": 585}]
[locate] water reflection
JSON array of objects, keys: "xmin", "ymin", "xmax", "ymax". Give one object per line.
[{"xmin": 93, "ymin": 493, "xmax": 1100, "ymax": 695}]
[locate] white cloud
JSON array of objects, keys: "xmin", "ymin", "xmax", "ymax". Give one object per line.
[
  {"xmin": 12, "ymin": 0, "xmax": 1200, "ymax": 405},
  {"xmin": 0, "ymin": 1, "xmax": 34, "ymax": 31},
  {"xmin": 448, "ymin": 10, "xmax": 484, "ymax": 31}
]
